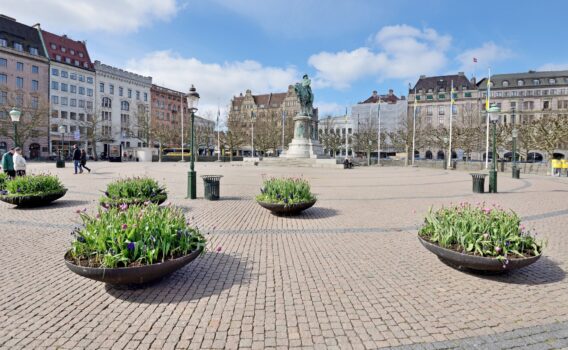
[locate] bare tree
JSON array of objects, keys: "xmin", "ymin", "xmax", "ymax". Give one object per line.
[
  {"xmin": 318, "ymin": 116, "xmax": 344, "ymax": 157},
  {"xmin": 0, "ymin": 89, "xmax": 48, "ymax": 156},
  {"xmin": 223, "ymin": 115, "xmax": 245, "ymax": 160}
]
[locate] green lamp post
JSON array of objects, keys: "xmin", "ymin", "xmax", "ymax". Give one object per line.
[
  {"xmin": 186, "ymin": 85, "xmax": 200, "ymax": 199},
  {"xmin": 488, "ymin": 104, "xmax": 500, "ymax": 193},
  {"xmin": 9, "ymin": 107, "xmax": 21, "ymax": 148}
]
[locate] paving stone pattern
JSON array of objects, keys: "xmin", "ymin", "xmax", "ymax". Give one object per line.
[{"xmin": 1, "ymin": 162, "xmax": 568, "ymax": 349}]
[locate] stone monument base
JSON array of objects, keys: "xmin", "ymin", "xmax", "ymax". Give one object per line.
[{"xmin": 282, "ymin": 114, "xmax": 325, "ymax": 159}]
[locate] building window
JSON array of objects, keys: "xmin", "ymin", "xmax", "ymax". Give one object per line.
[
  {"xmin": 31, "ymin": 80, "xmax": 38, "ymax": 91},
  {"xmin": 29, "ymin": 47, "xmax": 38, "ymax": 55},
  {"xmin": 533, "ymin": 79, "xmax": 540, "ymax": 85},
  {"xmin": 61, "ymin": 97, "xmax": 68, "ymax": 106},
  {"xmin": 128, "ymin": 89, "xmax": 132, "ymax": 98},
  {"xmin": 0, "ymin": 91, "xmax": 7, "ymax": 105},
  {"xmin": 70, "ymin": 73, "xmax": 76, "ymax": 80},
  {"xmin": 0, "ymin": 38, "xmax": 7, "ymax": 47},
  {"xmin": 31, "ymin": 65, "xmax": 39, "ymax": 74},
  {"xmin": 426, "ymin": 95, "xmax": 433, "ymax": 100},
  {"xmin": 438, "ymin": 94, "xmax": 445, "ymax": 99},
  {"xmin": 52, "ymin": 68, "xmax": 59, "ymax": 76},
  {"xmin": 502, "ymin": 80, "xmax": 509, "ymax": 87},
  {"xmin": 16, "ymin": 77, "xmax": 24, "ymax": 89},
  {"xmin": 79, "ymin": 100, "xmax": 85, "ymax": 108},
  {"xmin": 549, "ymin": 78, "xmax": 556, "ymax": 84},
  {"xmin": 14, "ymin": 42, "xmax": 23, "ymax": 51},
  {"xmin": 70, "ymin": 112, "xmax": 76, "ymax": 120},
  {"xmin": 86, "ymin": 101, "xmax": 93, "ymax": 110},
  {"xmin": 102, "ymin": 97, "xmax": 112, "ymax": 108},
  {"xmin": 543, "ymin": 101, "xmax": 550, "ymax": 110},
  {"xmin": 61, "ymin": 111, "xmax": 68, "ymax": 119},
  {"xmin": 51, "ymin": 81, "xmax": 59, "ymax": 90},
  {"xmin": 61, "ymin": 70, "xmax": 68, "ymax": 78},
  {"xmin": 87, "ymin": 88, "xmax": 93, "ymax": 97},
  {"xmin": 426, "ymin": 106, "xmax": 433, "ymax": 116},
  {"xmin": 51, "ymin": 110, "xmax": 59, "ymax": 118},
  {"xmin": 61, "ymin": 83, "xmax": 68, "ymax": 92},
  {"xmin": 119, "ymin": 87, "xmax": 123, "ymax": 96},
  {"xmin": 100, "ymin": 82, "xmax": 104, "ymax": 93},
  {"xmin": 50, "ymin": 43, "xmax": 57, "ymax": 49},
  {"xmin": 52, "ymin": 95, "xmax": 59, "ymax": 104},
  {"xmin": 70, "ymin": 99, "xmax": 77, "ymax": 107},
  {"xmin": 74, "ymin": 60, "xmax": 79, "ymax": 66},
  {"xmin": 70, "ymin": 85, "xmax": 76, "ymax": 93},
  {"xmin": 79, "ymin": 86, "xmax": 85, "ymax": 95},
  {"xmin": 31, "ymin": 96, "xmax": 39, "ymax": 109},
  {"xmin": 136, "ymin": 91, "xmax": 140, "ymax": 100},
  {"xmin": 55, "ymin": 55, "xmax": 61, "ymax": 61},
  {"xmin": 102, "ymin": 111, "xmax": 112, "ymax": 121},
  {"xmin": 438, "ymin": 116, "xmax": 444, "ymax": 124},
  {"xmin": 78, "ymin": 75, "xmax": 84, "ymax": 82},
  {"xmin": 121, "ymin": 101, "xmax": 130, "ymax": 111},
  {"xmin": 79, "ymin": 52, "xmax": 84, "ymax": 58},
  {"xmin": 438, "ymin": 106, "xmax": 445, "ymax": 115},
  {"xmin": 0, "ymin": 58, "xmax": 6, "ymax": 67},
  {"xmin": 110, "ymin": 84, "xmax": 114, "ymax": 94},
  {"xmin": 144, "ymin": 92, "xmax": 148, "ymax": 102},
  {"xmin": 464, "ymin": 92, "xmax": 472, "ymax": 98},
  {"xmin": 61, "ymin": 46, "xmax": 66, "ymax": 53},
  {"xmin": 0, "ymin": 74, "xmax": 6, "ymax": 85},
  {"xmin": 87, "ymin": 77, "xmax": 93, "ymax": 84},
  {"xmin": 16, "ymin": 62, "xmax": 23, "ymax": 71}
]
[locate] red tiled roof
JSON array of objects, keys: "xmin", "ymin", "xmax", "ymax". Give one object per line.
[{"xmin": 41, "ymin": 30, "xmax": 94, "ymax": 70}]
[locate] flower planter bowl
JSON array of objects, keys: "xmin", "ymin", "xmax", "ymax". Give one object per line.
[
  {"xmin": 0, "ymin": 189, "xmax": 68, "ymax": 207},
  {"xmin": 64, "ymin": 248, "xmax": 202, "ymax": 286},
  {"xmin": 257, "ymin": 199, "xmax": 316, "ymax": 216},
  {"xmin": 418, "ymin": 236, "xmax": 541, "ymax": 273}
]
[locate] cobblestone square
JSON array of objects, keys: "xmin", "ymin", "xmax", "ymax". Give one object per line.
[{"xmin": 1, "ymin": 162, "xmax": 568, "ymax": 349}]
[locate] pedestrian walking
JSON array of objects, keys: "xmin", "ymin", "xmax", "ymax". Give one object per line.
[
  {"xmin": 13, "ymin": 147, "xmax": 26, "ymax": 176},
  {"xmin": 80, "ymin": 149, "xmax": 91, "ymax": 173},
  {"xmin": 1, "ymin": 148, "xmax": 15, "ymax": 178},
  {"xmin": 72, "ymin": 144, "xmax": 82, "ymax": 174}
]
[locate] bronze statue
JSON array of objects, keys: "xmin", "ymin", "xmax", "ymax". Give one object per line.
[{"xmin": 294, "ymin": 74, "xmax": 314, "ymax": 117}]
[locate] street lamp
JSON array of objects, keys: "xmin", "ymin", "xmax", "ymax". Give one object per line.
[
  {"xmin": 250, "ymin": 111, "xmax": 256, "ymax": 158},
  {"xmin": 186, "ymin": 85, "xmax": 200, "ymax": 199},
  {"xmin": 57, "ymin": 125, "xmax": 66, "ymax": 168},
  {"xmin": 512, "ymin": 128, "xmax": 519, "ymax": 179},
  {"xmin": 9, "ymin": 107, "xmax": 21, "ymax": 148},
  {"xmin": 443, "ymin": 136, "xmax": 448, "ymax": 169},
  {"xmin": 488, "ymin": 104, "xmax": 500, "ymax": 193}
]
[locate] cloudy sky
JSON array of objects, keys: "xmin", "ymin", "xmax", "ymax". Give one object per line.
[{"xmin": 2, "ymin": 0, "xmax": 567, "ymax": 118}]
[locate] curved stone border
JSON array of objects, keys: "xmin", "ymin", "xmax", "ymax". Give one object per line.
[
  {"xmin": 64, "ymin": 248, "xmax": 202, "ymax": 285},
  {"xmin": 0, "ymin": 189, "xmax": 68, "ymax": 207},
  {"xmin": 257, "ymin": 199, "xmax": 316, "ymax": 216},
  {"xmin": 418, "ymin": 236, "xmax": 541, "ymax": 272}
]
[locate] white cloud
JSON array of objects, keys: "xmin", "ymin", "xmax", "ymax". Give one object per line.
[
  {"xmin": 456, "ymin": 42, "xmax": 513, "ymax": 75},
  {"xmin": 537, "ymin": 63, "xmax": 568, "ymax": 71},
  {"xmin": 317, "ymin": 102, "xmax": 347, "ymax": 117},
  {"xmin": 0, "ymin": 0, "xmax": 178, "ymax": 33},
  {"xmin": 126, "ymin": 50, "xmax": 299, "ymax": 116},
  {"xmin": 308, "ymin": 25, "xmax": 450, "ymax": 89}
]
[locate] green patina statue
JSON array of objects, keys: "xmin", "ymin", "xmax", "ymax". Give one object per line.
[{"xmin": 294, "ymin": 74, "xmax": 314, "ymax": 117}]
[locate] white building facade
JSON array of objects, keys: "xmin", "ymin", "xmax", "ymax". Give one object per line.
[{"xmin": 94, "ymin": 61, "xmax": 151, "ymax": 157}]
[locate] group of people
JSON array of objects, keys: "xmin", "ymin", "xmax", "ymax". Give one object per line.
[
  {"xmin": 1, "ymin": 147, "xmax": 27, "ymax": 178},
  {"xmin": 72, "ymin": 144, "xmax": 91, "ymax": 174}
]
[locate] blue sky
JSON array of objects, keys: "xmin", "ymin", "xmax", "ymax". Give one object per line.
[{"xmin": 3, "ymin": 0, "xmax": 568, "ymax": 119}]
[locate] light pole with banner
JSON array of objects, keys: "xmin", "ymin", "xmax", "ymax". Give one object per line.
[{"xmin": 9, "ymin": 107, "xmax": 21, "ymax": 149}]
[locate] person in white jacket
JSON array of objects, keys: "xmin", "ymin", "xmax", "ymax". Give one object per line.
[{"xmin": 13, "ymin": 147, "xmax": 26, "ymax": 176}]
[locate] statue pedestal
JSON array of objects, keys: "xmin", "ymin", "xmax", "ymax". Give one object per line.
[{"xmin": 283, "ymin": 114, "xmax": 324, "ymax": 159}]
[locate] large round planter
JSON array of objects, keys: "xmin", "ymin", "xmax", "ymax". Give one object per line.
[
  {"xmin": 64, "ymin": 248, "xmax": 202, "ymax": 285},
  {"xmin": 418, "ymin": 236, "xmax": 541, "ymax": 273},
  {"xmin": 257, "ymin": 199, "xmax": 316, "ymax": 216},
  {"xmin": 0, "ymin": 189, "xmax": 67, "ymax": 207}
]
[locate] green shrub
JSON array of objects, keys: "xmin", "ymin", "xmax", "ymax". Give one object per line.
[
  {"xmin": 2, "ymin": 174, "xmax": 64, "ymax": 196},
  {"xmin": 100, "ymin": 177, "xmax": 167, "ymax": 206},
  {"xmin": 66, "ymin": 204, "xmax": 206, "ymax": 268},
  {"xmin": 0, "ymin": 172, "xmax": 8, "ymax": 191},
  {"xmin": 256, "ymin": 177, "xmax": 315, "ymax": 205},
  {"xmin": 419, "ymin": 203, "xmax": 543, "ymax": 262}
]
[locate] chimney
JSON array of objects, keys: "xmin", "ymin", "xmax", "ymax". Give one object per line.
[
  {"xmin": 388, "ymin": 89, "xmax": 393, "ymax": 96},
  {"xmin": 470, "ymin": 77, "xmax": 477, "ymax": 85},
  {"xmin": 458, "ymin": 72, "xmax": 465, "ymax": 76}
]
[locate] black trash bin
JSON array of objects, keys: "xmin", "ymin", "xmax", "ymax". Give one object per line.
[
  {"xmin": 512, "ymin": 168, "xmax": 520, "ymax": 179},
  {"xmin": 470, "ymin": 173, "xmax": 487, "ymax": 193},
  {"xmin": 201, "ymin": 175, "xmax": 223, "ymax": 200}
]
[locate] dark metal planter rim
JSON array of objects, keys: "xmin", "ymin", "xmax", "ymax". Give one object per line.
[
  {"xmin": 418, "ymin": 235, "xmax": 541, "ymax": 272},
  {"xmin": 257, "ymin": 199, "xmax": 316, "ymax": 215},
  {"xmin": 0, "ymin": 189, "xmax": 68, "ymax": 207},
  {"xmin": 64, "ymin": 248, "xmax": 202, "ymax": 285}
]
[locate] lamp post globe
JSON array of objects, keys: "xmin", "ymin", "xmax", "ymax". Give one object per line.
[
  {"xmin": 488, "ymin": 104, "xmax": 500, "ymax": 192},
  {"xmin": 9, "ymin": 107, "xmax": 21, "ymax": 148},
  {"xmin": 187, "ymin": 85, "xmax": 200, "ymax": 199}
]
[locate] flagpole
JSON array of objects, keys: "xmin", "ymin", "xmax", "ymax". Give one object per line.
[
  {"xmin": 485, "ymin": 68, "xmax": 491, "ymax": 169},
  {"xmin": 448, "ymin": 80, "xmax": 454, "ymax": 169},
  {"xmin": 377, "ymin": 102, "xmax": 381, "ymax": 166},
  {"xmin": 217, "ymin": 108, "xmax": 220, "ymax": 161},
  {"xmin": 411, "ymin": 87, "xmax": 417, "ymax": 166},
  {"xmin": 344, "ymin": 107, "xmax": 348, "ymax": 157},
  {"xmin": 181, "ymin": 92, "xmax": 185, "ymax": 162}
]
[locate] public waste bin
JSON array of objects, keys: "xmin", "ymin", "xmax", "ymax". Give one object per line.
[
  {"xmin": 201, "ymin": 175, "xmax": 223, "ymax": 200},
  {"xmin": 512, "ymin": 168, "xmax": 521, "ymax": 179},
  {"xmin": 470, "ymin": 173, "xmax": 487, "ymax": 193}
]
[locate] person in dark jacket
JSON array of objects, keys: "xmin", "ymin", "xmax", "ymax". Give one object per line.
[
  {"xmin": 80, "ymin": 149, "xmax": 91, "ymax": 173},
  {"xmin": 72, "ymin": 144, "xmax": 82, "ymax": 174},
  {"xmin": 1, "ymin": 148, "xmax": 15, "ymax": 178}
]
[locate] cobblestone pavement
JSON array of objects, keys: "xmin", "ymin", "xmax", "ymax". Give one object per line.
[{"xmin": 1, "ymin": 162, "xmax": 568, "ymax": 349}]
